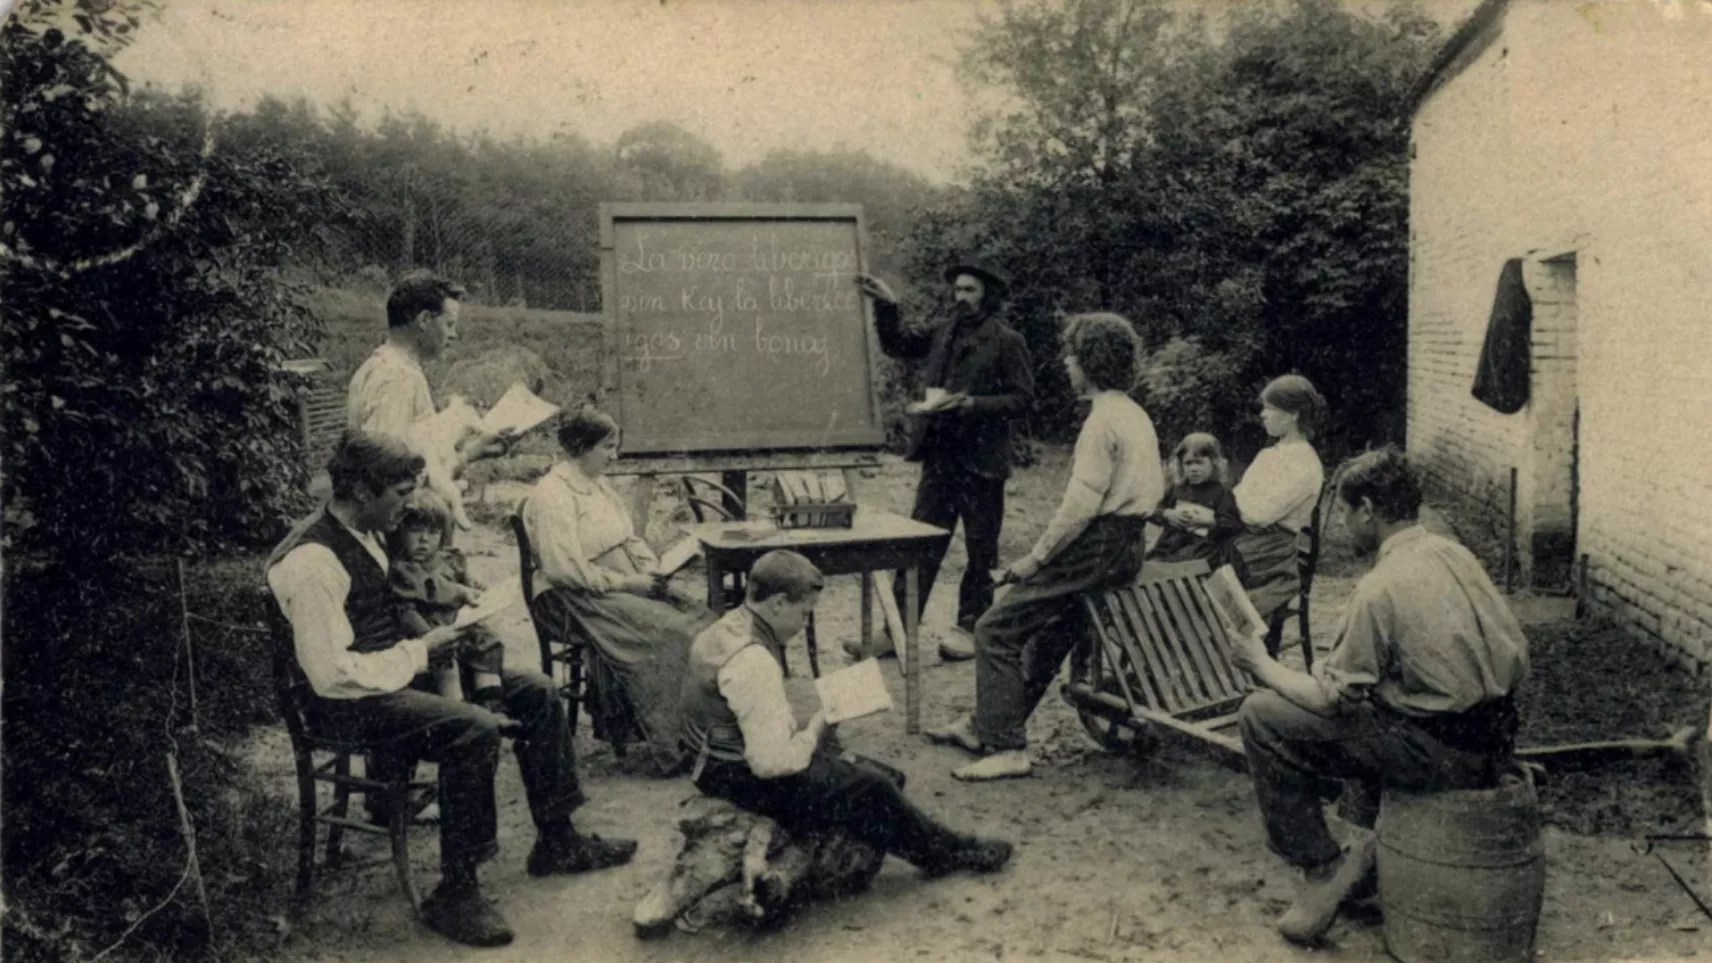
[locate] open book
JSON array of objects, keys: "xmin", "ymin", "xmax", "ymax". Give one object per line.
[
  {"xmin": 452, "ymin": 576, "xmax": 524, "ymax": 629},
  {"xmin": 481, "ymin": 383, "xmax": 560, "ymax": 437},
  {"xmin": 814, "ymin": 658, "xmax": 895, "ymax": 725},
  {"xmin": 1204, "ymin": 565, "xmax": 1269, "ymax": 641}
]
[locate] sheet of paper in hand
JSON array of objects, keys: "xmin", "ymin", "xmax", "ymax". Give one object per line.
[
  {"xmin": 482, "ymin": 383, "xmax": 560, "ymax": 437},
  {"xmin": 452, "ymin": 576, "xmax": 525, "ymax": 629},
  {"xmin": 814, "ymin": 658, "xmax": 895, "ymax": 725},
  {"xmin": 656, "ymin": 536, "xmax": 701, "ymax": 575},
  {"xmin": 1204, "ymin": 565, "xmax": 1269, "ymax": 640}
]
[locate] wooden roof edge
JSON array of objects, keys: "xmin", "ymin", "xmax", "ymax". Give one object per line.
[{"xmin": 1407, "ymin": 0, "xmax": 1512, "ymax": 118}]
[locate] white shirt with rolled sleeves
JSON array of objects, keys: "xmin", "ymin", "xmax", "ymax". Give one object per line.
[
  {"xmin": 265, "ymin": 515, "xmax": 429, "ymax": 699},
  {"xmin": 1029, "ymin": 390, "xmax": 1164, "ymax": 566}
]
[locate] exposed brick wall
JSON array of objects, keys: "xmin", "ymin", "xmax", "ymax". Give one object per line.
[{"xmin": 1409, "ymin": 0, "xmax": 1712, "ymax": 671}]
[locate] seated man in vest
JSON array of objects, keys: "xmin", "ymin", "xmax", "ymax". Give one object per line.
[
  {"xmin": 681, "ymin": 549, "xmax": 1014, "ymax": 880},
  {"xmin": 1231, "ymin": 447, "xmax": 1529, "ymax": 945},
  {"xmin": 266, "ymin": 432, "xmax": 636, "ymax": 948}
]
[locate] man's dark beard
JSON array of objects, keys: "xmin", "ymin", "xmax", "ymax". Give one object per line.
[{"xmin": 951, "ymin": 300, "xmax": 980, "ymax": 323}]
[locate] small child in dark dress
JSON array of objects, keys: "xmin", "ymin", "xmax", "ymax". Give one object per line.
[
  {"xmin": 387, "ymin": 489, "xmax": 507, "ymax": 711},
  {"xmin": 1147, "ymin": 432, "xmax": 1243, "ymax": 565}
]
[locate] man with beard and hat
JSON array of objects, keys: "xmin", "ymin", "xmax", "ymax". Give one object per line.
[{"xmin": 855, "ymin": 263, "xmax": 1034, "ymax": 662}]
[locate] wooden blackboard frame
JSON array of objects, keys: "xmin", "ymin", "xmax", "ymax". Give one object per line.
[{"xmin": 598, "ymin": 202, "xmax": 888, "ymax": 458}]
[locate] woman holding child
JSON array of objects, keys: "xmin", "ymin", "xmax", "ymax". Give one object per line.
[
  {"xmin": 1224, "ymin": 375, "xmax": 1328, "ymax": 621},
  {"xmin": 522, "ymin": 406, "xmax": 715, "ymax": 776}
]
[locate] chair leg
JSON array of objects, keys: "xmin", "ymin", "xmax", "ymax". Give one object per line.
[
  {"xmin": 326, "ymin": 753, "xmax": 351, "ymax": 868},
  {"xmin": 389, "ymin": 779, "xmax": 421, "ymax": 914},
  {"xmin": 293, "ymin": 750, "xmax": 318, "ymax": 900},
  {"xmin": 805, "ymin": 610, "xmax": 821, "ymax": 679},
  {"xmin": 1298, "ymin": 594, "xmax": 1314, "ymax": 672},
  {"xmin": 1263, "ymin": 610, "xmax": 1287, "ymax": 659}
]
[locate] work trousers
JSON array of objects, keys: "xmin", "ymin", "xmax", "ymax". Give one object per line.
[
  {"xmin": 694, "ymin": 749, "xmax": 966, "ymax": 870},
  {"xmin": 1238, "ymin": 689, "xmax": 1513, "ymax": 869},
  {"xmin": 972, "ymin": 515, "xmax": 1147, "ymax": 751},
  {"xmin": 309, "ymin": 668, "xmax": 585, "ymax": 876},
  {"xmin": 895, "ymin": 461, "xmax": 1006, "ymax": 631}
]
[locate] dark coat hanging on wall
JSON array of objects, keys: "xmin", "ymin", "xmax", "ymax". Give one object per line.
[{"xmin": 1471, "ymin": 258, "xmax": 1533, "ymax": 414}]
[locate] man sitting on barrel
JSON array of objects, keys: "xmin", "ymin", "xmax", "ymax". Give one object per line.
[{"xmin": 1230, "ymin": 446, "xmax": 1529, "ymax": 945}]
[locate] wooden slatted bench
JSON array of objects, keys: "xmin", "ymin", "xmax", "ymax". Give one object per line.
[{"xmin": 1061, "ymin": 559, "xmax": 1254, "ymax": 770}]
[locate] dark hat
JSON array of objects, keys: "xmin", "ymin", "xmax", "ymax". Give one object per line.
[{"xmin": 943, "ymin": 260, "xmax": 1010, "ymax": 297}]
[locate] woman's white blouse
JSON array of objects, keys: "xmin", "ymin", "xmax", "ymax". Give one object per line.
[
  {"xmin": 1232, "ymin": 439, "xmax": 1324, "ymax": 533},
  {"xmin": 520, "ymin": 462, "xmax": 658, "ymax": 596}
]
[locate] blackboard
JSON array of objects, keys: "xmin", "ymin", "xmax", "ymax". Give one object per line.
[{"xmin": 598, "ymin": 203, "xmax": 886, "ymax": 456}]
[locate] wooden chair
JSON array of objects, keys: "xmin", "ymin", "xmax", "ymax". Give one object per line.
[
  {"xmin": 270, "ymin": 612, "xmax": 437, "ymax": 911},
  {"xmin": 509, "ymin": 513, "xmax": 593, "ymax": 746},
  {"xmin": 1062, "ymin": 560, "xmax": 1253, "ymax": 769},
  {"xmin": 1262, "ymin": 493, "xmax": 1325, "ymax": 671}
]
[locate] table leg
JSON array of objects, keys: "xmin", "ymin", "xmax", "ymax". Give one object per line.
[
  {"xmin": 859, "ymin": 571, "xmax": 873, "ymax": 656},
  {"xmin": 705, "ymin": 556, "xmax": 726, "ymax": 616},
  {"xmin": 904, "ymin": 565, "xmax": 921, "ymax": 734},
  {"xmin": 805, "ymin": 611, "xmax": 820, "ymax": 679}
]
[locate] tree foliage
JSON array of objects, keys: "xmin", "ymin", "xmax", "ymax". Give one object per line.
[
  {"xmin": 2, "ymin": 0, "xmax": 349, "ymax": 564},
  {"xmin": 906, "ymin": 0, "xmax": 1440, "ymax": 458}
]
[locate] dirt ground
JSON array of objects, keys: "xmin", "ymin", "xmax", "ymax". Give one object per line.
[{"xmin": 265, "ymin": 452, "xmax": 1710, "ymax": 963}]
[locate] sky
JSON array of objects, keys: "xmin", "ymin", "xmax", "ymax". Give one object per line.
[{"xmin": 114, "ymin": 0, "xmax": 1480, "ymax": 185}]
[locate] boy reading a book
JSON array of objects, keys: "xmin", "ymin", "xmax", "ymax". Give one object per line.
[
  {"xmin": 678, "ymin": 549, "xmax": 1013, "ymax": 879},
  {"xmin": 388, "ymin": 489, "xmax": 506, "ymax": 711}
]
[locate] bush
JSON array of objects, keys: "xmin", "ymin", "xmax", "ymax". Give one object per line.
[{"xmin": 1, "ymin": 557, "xmax": 297, "ymax": 963}]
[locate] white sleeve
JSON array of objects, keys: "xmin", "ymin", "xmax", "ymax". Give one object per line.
[
  {"xmin": 267, "ymin": 545, "xmax": 427, "ymax": 699},
  {"xmin": 717, "ymin": 646, "xmax": 819, "ymax": 779},
  {"xmin": 1233, "ymin": 446, "xmax": 1320, "ymax": 529},
  {"xmin": 522, "ymin": 481, "xmax": 620, "ymax": 595},
  {"xmin": 350, "ymin": 367, "xmax": 428, "ymax": 445}
]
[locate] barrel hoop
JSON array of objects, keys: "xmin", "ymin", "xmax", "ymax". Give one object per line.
[{"xmin": 1379, "ymin": 843, "xmax": 1540, "ymax": 870}]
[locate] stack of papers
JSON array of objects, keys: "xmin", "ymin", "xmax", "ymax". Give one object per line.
[
  {"xmin": 481, "ymin": 383, "xmax": 560, "ymax": 437},
  {"xmin": 814, "ymin": 658, "xmax": 895, "ymax": 725},
  {"xmin": 452, "ymin": 576, "xmax": 525, "ymax": 629}
]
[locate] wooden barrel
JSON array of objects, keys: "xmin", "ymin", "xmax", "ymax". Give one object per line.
[{"xmin": 1377, "ymin": 769, "xmax": 1545, "ymax": 963}]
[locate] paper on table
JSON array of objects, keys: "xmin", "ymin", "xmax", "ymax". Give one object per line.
[
  {"xmin": 452, "ymin": 576, "xmax": 524, "ymax": 629},
  {"xmin": 481, "ymin": 383, "xmax": 560, "ymax": 437},
  {"xmin": 1204, "ymin": 565, "xmax": 1269, "ymax": 640},
  {"xmin": 814, "ymin": 658, "xmax": 894, "ymax": 725}
]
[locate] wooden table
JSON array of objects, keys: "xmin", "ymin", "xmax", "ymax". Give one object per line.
[{"xmin": 692, "ymin": 507, "xmax": 951, "ymax": 733}]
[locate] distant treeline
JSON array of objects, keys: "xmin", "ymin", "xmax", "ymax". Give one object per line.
[{"xmin": 211, "ymin": 102, "xmax": 948, "ymax": 310}]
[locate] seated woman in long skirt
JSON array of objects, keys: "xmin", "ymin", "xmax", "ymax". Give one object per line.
[
  {"xmin": 521, "ymin": 406, "xmax": 715, "ymax": 775},
  {"xmin": 1225, "ymin": 375, "xmax": 1328, "ymax": 622}
]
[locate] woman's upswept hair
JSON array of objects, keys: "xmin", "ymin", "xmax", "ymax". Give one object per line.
[
  {"xmin": 1260, "ymin": 374, "xmax": 1328, "ymax": 440},
  {"xmin": 1170, "ymin": 432, "xmax": 1230, "ymax": 486},
  {"xmin": 556, "ymin": 405, "xmax": 620, "ymax": 457},
  {"xmin": 1063, "ymin": 312, "xmax": 1144, "ymax": 392},
  {"xmin": 326, "ymin": 431, "xmax": 424, "ymax": 501}
]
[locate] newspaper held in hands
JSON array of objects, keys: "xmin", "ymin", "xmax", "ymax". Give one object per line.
[
  {"xmin": 1204, "ymin": 565, "xmax": 1269, "ymax": 641},
  {"xmin": 452, "ymin": 576, "xmax": 525, "ymax": 629},
  {"xmin": 481, "ymin": 383, "xmax": 560, "ymax": 437},
  {"xmin": 814, "ymin": 658, "xmax": 895, "ymax": 725}
]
